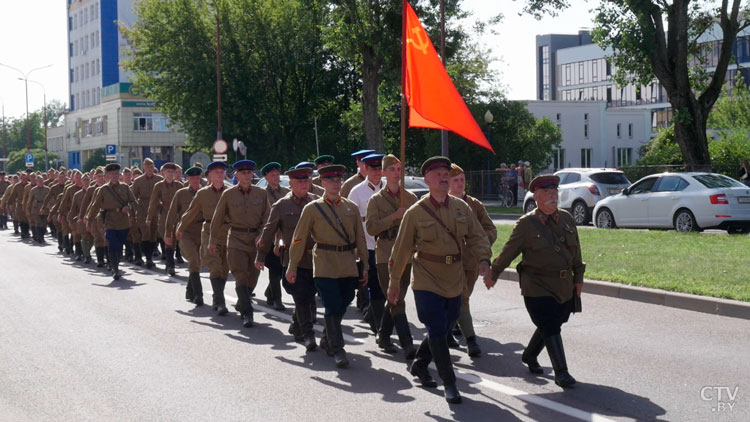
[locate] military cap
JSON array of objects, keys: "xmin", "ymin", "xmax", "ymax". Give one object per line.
[
  {"xmin": 318, "ymin": 164, "xmax": 346, "ymax": 179},
  {"xmin": 105, "ymin": 163, "xmax": 121, "ymax": 172},
  {"xmin": 160, "ymin": 162, "xmax": 177, "ymax": 171},
  {"xmin": 72, "ymin": 169, "xmax": 82, "ymax": 176},
  {"xmin": 94, "ymin": 167, "xmax": 105, "ymax": 175},
  {"xmin": 131, "ymin": 167, "xmax": 143, "ymax": 175},
  {"xmin": 232, "ymin": 160, "xmax": 257, "ymax": 172},
  {"xmin": 361, "ymin": 153, "xmax": 384, "ymax": 168},
  {"xmin": 193, "ymin": 162, "xmax": 203, "ymax": 168},
  {"xmin": 381, "ymin": 154, "xmax": 400, "ymax": 170},
  {"xmin": 175, "ymin": 164, "xmax": 183, "ymax": 171},
  {"xmin": 122, "ymin": 167, "xmax": 132, "ymax": 174},
  {"xmin": 59, "ymin": 166, "xmax": 67, "ymax": 171},
  {"xmin": 314, "ymin": 155, "xmax": 334, "ymax": 166},
  {"xmin": 449, "ymin": 163, "xmax": 464, "ymax": 178},
  {"xmin": 261, "ymin": 162, "xmax": 282, "ymax": 176},
  {"xmin": 143, "ymin": 158, "xmax": 155, "ymax": 167},
  {"xmin": 420, "ymin": 156, "xmax": 451, "ymax": 176},
  {"xmin": 351, "ymin": 149, "xmax": 375, "ymax": 159},
  {"xmin": 295, "ymin": 161, "xmax": 315, "ymax": 169},
  {"xmin": 529, "ymin": 174, "xmax": 560, "ymax": 192},
  {"xmin": 206, "ymin": 161, "xmax": 227, "ymax": 174},
  {"xmin": 285, "ymin": 167, "xmax": 313, "ymax": 179},
  {"xmin": 25, "ymin": 168, "xmax": 34, "ymax": 174},
  {"xmin": 184, "ymin": 166, "xmax": 203, "ymax": 177},
  {"xmin": 81, "ymin": 173, "xmax": 91, "ymax": 180}
]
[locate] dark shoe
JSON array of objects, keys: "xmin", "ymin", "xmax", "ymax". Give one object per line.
[
  {"xmin": 428, "ymin": 336, "xmax": 458, "ymax": 390},
  {"xmin": 409, "ymin": 338, "xmax": 437, "ymax": 388},
  {"xmin": 319, "ymin": 331, "xmax": 334, "ymax": 357},
  {"xmin": 194, "ymin": 297, "xmax": 204, "ymax": 307},
  {"xmin": 133, "ymin": 242, "xmax": 144, "ymax": 266},
  {"xmin": 242, "ymin": 312, "xmax": 254, "ymax": 327},
  {"xmin": 84, "ymin": 256, "xmax": 92, "ymax": 264},
  {"xmin": 217, "ymin": 305, "xmax": 228, "ymax": 316},
  {"xmin": 166, "ymin": 266, "xmax": 176, "ymax": 276},
  {"xmin": 334, "ymin": 350, "xmax": 349, "ymax": 368},
  {"xmin": 377, "ymin": 311, "xmax": 398, "ymax": 353},
  {"xmin": 443, "ymin": 384, "xmax": 462, "ymax": 404},
  {"xmin": 544, "ymin": 334, "xmax": 576, "ymax": 388},
  {"xmin": 466, "ymin": 336, "xmax": 482, "ymax": 357},
  {"xmin": 324, "ymin": 315, "xmax": 346, "ymax": 362},
  {"xmin": 145, "ymin": 260, "xmax": 155, "ymax": 270},
  {"xmin": 452, "ymin": 325, "xmax": 462, "ymax": 337},
  {"xmin": 303, "ymin": 334, "xmax": 317, "ymax": 352},
  {"xmin": 447, "ymin": 333, "xmax": 460, "ymax": 349},
  {"xmin": 273, "ymin": 299, "xmax": 286, "ymax": 311},
  {"xmin": 264, "ymin": 285, "xmax": 274, "ymax": 306},
  {"xmin": 377, "ymin": 336, "xmax": 399, "ymax": 354},
  {"xmin": 522, "ymin": 329, "xmax": 545, "ymax": 374}
]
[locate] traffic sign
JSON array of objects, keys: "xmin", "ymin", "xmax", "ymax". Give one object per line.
[
  {"xmin": 105, "ymin": 144, "xmax": 117, "ymax": 155},
  {"xmin": 106, "ymin": 155, "xmax": 118, "ymax": 162},
  {"xmin": 25, "ymin": 162, "xmax": 34, "ymax": 168},
  {"xmin": 213, "ymin": 139, "xmax": 228, "ymax": 154},
  {"xmin": 25, "ymin": 153, "xmax": 34, "ymax": 164},
  {"xmin": 0, "ymin": 158, "xmax": 9, "ymax": 162},
  {"xmin": 212, "ymin": 154, "xmax": 228, "ymax": 162}
]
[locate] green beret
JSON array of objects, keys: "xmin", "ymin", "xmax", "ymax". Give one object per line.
[
  {"xmin": 314, "ymin": 155, "xmax": 335, "ymax": 166},
  {"xmin": 261, "ymin": 162, "xmax": 281, "ymax": 176},
  {"xmin": 184, "ymin": 166, "xmax": 203, "ymax": 177}
]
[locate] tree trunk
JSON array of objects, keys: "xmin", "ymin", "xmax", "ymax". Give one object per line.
[
  {"xmin": 361, "ymin": 47, "xmax": 384, "ymax": 153},
  {"xmin": 671, "ymin": 96, "xmax": 712, "ymax": 172}
]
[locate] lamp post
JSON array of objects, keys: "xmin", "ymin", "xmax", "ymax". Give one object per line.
[
  {"xmin": 0, "ymin": 63, "xmax": 53, "ymax": 152},
  {"xmin": 1, "ymin": 98, "xmax": 6, "ymax": 172},
  {"xmin": 26, "ymin": 79, "xmax": 49, "ymax": 171},
  {"xmin": 484, "ymin": 110, "xmax": 494, "ymax": 196}
]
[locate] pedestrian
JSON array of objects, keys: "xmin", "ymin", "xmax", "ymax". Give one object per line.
[
  {"xmin": 311, "ymin": 155, "xmax": 334, "ymax": 187},
  {"xmin": 0, "ymin": 172, "xmax": 10, "ymax": 230},
  {"xmin": 131, "ymin": 158, "xmax": 163, "ymax": 269},
  {"xmin": 484, "ymin": 174, "xmax": 585, "ymax": 388},
  {"xmin": 26, "ymin": 173, "xmax": 50, "ymax": 244},
  {"xmin": 507, "ymin": 164, "xmax": 518, "ymax": 207},
  {"xmin": 365, "ymin": 154, "xmax": 418, "ymax": 360},
  {"xmin": 296, "ymin": 161, "xmax": 326, "ymax": 196},
  {"xmin": 524, "ymin": 161, "xmax": 533, "ymax": 190},
  {"xmin": 286, "ymin": 163, "xmax": 369, "ymax": 368},
  {"xmin": 259, "ymin": 161, "xmax": 290, "ymax": 311},
  {"xmin": 739, "ymin": 159, "xmax": 750, "ymax": 187},
  {"xmin": 388, "ymin": 156, "xmax": 491, "ymax": 404},
  {"xmin": 146, "ymin": 162, "xmax": 182, "ymax": 275},
  {"xmin": 70, "ymin": 174, "xmax": 93, "ymax": 264},
  {"xmin": 208, "ymin": 160, "xmax": 270, "ymax": 328},
  {"xmin": 341, "ymin": 149, "xmax": 375, "ymax": 198},
  {"xmin": 256, "ymin": 165, "xmax": 320, "ymax": 351},
  {"xmin": 81, "ymin": 167, "xmax": 109, "ymax": 268}
]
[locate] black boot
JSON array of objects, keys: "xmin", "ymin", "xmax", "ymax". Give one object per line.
[
  {"xmin": 544, "ymin": 334, "xmax": 576, "ymax": 388},
  {"xmin": 144, "ymin": 241, "xmax": 155, "ymax": 269},
  {"xmin": 57, "ymin": 232, "xmax": 64, "ymax": 251},
  {"xmin": 377, "ymin": 311, "xmax": 398, "ymax": 354},
  {"xmin": 298, "ymin": 304, "xmax": 317, "ymax": 352},
  {"xmin": 289, "ymin": 311, "xmax": 305, "ymax": 342},
  {"xmin": 159, "ymin": 238, "xmax": 166, "ymax": 260},
  {"xmin": 165, "ymin": 247, "xmax": 176, "ymax": 276},
  {"xmin": 446, "ymin": 331, "xmax": 460, "ymax": 349},
  {"xmin": 235, "ymin": 285, "xmax": 254, "ymax": 327},
  {"xmin": 109, "ymin": 250, "xmax": 121, "ymax": 280},
  {"xmin": 20, "ymin": 223, "xmax": 30, "ymax": 239},
  {"xmin": 325, "ymin": 315, "xmax": 348, "ymax": 368},
  {"xmin": 133, "ymin": 242, "xmax": 144, "ymax": 266},
  {"xmin": 124, "ymin": 241, "xmax": 133, "ymax": 262},
  {"xmin": 175, "ymin": 244, "xmax": 184, "ymax": 264},
  {"xmin": 429, "ymin": 336, "xmax": 461, "ymax": 404},
  {"xmin": 185, "ymin": 276, "xmax": 195, "ymax": 302},
  {"xmin": 409, "ymin": 338, "xmax": 437, "ymax": 387},
  {"xmin": 364, "ymin": 299, "xmax": 385, "ymax": 335},
  {"xmin": 65, "ymin": 235, "xmax": 73, "ymax": 255},
  {"xmin": 211, "ymin": 278, "xmax": 228, "ymax": 315},
  {"xmin": 356, "ymin": 287, "xmax": 369, "ymax": 312},
  {"xmin": 466, "ymin": 336, "xmax": 482, "ymax": 358},
  {"xmin": 189, "ymin": 272, "xmax": 203, "ymax": 306},
  {"xmin": 522, "ymin": 329, "xmax": 545, "ymax": 374},
  {"xmin": 393, "ymin": 312, "xmax": 416, "ymax": 360},
  {"xmin": 74, "ymin": 242, "xmax": 84, "ymax": 261},
  {"xmin": 95, "ymin": 247, "xmax": 105, "ymax": 267}
]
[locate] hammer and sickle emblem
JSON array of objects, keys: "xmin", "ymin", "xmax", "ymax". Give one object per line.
[{"xmin": 408, "ymin": 27, "xmax": 430, "ymax": 55}]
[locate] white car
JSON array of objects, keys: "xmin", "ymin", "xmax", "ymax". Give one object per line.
[
  {"xmin": 593, "ymin": 172, "xmax": 750, "ymax": 234},
  {"xmin": 523, "ymin": 168, "xmax": 631, "ymax": 225}
]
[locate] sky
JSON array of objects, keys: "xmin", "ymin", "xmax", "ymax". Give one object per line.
[{"xmin": 0, "ymin": 0, "xmax": 594, "ymax": 120}]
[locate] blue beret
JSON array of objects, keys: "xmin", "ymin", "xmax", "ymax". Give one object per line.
[
  {"xmin": 295, "ymin": 161, "xmax": 316, "ymax": 169},
  {"xmin": 232, "ymin": 160, "xmax": 257, "ymax": 171},
  {"xmin": 206, "ymin": 161, "xmax": 227, "ymax": 173},
  {"xmin": 351, "ymin": 149, "xmax": 375, "ymax": 159},
  {"xmin": 361, "ymin": 153, "xmax": 385, "ymax": 166}
]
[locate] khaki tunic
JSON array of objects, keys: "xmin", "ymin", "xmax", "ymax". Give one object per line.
[
  {"xmin": 26, "ymin": 186, "xmax": 50, "ymax": 227},
  {"xmin": 21, "ymin": 183, "xmax": 34, "ymax": 222},
  {"xmin": 179, "ymin": 185, "xmax": 228, "ymax": 278},
  {"xmin": 257, "ymin": 191, "xmax": 317, "ymax": 269},
  {"xmin": 308, "ymin": 183, "xmax": 324, "ymax": 196},
  {"xmin": 43, "ymin": 182, "xmax": 65, "ymax": 229},
  {"xmin": 165, "ymin": 185, "xmax": 202, "ymax": 272},
  {"xmin": 70, "ymin": 188, "xmax": 92, "ymax": 242},
  {"xmin": 265, "ymin": 185, "xmax": 290, "ymax": 206},
  {"xmin": 12, "ymin": 182, "xmax": 30, "ymax": 222},
  {"xmin": 147, "ymin": 179, "xmax": 181, "ymax": 239},
  {"xmin": 287, "ymin": 196, "xmax": 368, "ymax": 279},
  {"xmin": 490, "ymin": 208, "xmax": 585, "ymax": 304},
  {"xmin": 85, "ymin": 182, "xmax": 137, "ymax": 231},
  {"xmin": 0, "ymin": 180, "xmax": 9, "ymax": 214},
  {"xmin": 81, "ymin": 183, "xmax": 107, "ymax": 247},
  {"xmin": 340, "ymin": 172, "xmax": 365, "ymax": 199},
  {"xmin": 311, "ymin": 175, "xmax": 322, "ymax": 187},
  {"xmin": 461, "ymin": 194, "xmax": 497, "ymax": 297},
  {"xmin": 131, "ymin": 173, "xmax": 163, "ymax": 241},
  {"xmin": 389, "ymin": 194, "xmax": 491, "ymax": 299},
  {"xmin": 58, "ymin": 184, "xmax": 82, "ymax": 236}
]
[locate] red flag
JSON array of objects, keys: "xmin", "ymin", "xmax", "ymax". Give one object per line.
[{"xmin": 403, "ymin": 2, "xmax": 494, "ymax": 153}]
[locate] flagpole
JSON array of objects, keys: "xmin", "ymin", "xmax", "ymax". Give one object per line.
[
  {"xmin": 400, "ymin": 0, "xmax": 407, "ymax": 208},
  {"xmin": 440, "ymin": 0, "xmax": 449, "ymax": 158}
]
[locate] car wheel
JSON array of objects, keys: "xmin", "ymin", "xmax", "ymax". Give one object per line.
[
  {"xmin": 673, "ymin": 209, "xmax": 699, "ymax": 232},
  {"xmin": 595, "ymin": 208, "xmax": 616, "ymax": 229},
  {"xmin": 571, "ymin": 200, "xmax": 589, "ymax": 225},
  {"xmin": 524, "ymin": 199, "xmax": 537, "ymax": 214}
]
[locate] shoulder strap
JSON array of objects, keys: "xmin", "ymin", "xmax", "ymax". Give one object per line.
[
  {"xmin": 313, "ymin": 202, "xmax": 351, "ymax": 244},
  {"xmin": 528, "ymin": 215, "xmax": 572, "ymax": 265},
  {"xmin": 418, "ymin": 202, "xmax": 462, "ymax": 252}
]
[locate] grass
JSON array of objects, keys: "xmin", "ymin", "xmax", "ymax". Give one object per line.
[
  {"xmin": 485, "ymin": 206, "xmax": 524, "ymax": 215},
  {"xmin": 492, "ymin": 225, "xmax": 750, "ymax": 302}
]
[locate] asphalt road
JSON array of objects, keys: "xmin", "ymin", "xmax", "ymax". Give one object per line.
[{"xmin": 0, "ymin": 230, "xmax": 747, "ymax": 421}]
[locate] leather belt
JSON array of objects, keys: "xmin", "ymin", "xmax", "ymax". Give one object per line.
[
  {"xmin": 376, "ymin": 227, "xmax": 399, "ymax": 241},
  {"xmin": 528, "ymin": 268, "xmax": 570, "ymax": 279},
  {"xmin": 230, "ymin": 226, "xmax": 258, "ymax": 233},
  {"xmin": 417, "ymin": 251, "xmax": 461, "ymax": 264},
  {"xmin": 317, "ymin": 243, "xmax": 355, "ymax": 252}
]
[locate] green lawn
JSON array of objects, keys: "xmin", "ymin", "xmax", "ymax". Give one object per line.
[
  {"xmin": 492, "ymin": 225, "xmax": 750, "ymax": 302},
  {"xmin": 486, "ymin": 206, "xmax": 524, "ymax": 215}
]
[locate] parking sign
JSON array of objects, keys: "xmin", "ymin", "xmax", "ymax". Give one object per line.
[
  {"xmin": 25, "ymin": 153, "xmax": 34, "ymax": 164},
  {"xmin": 105, "ymin": 145, "xmax": 117, "ymax": 155}
]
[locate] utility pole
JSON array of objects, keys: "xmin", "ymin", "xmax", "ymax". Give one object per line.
[{"xmin": 440, "ymin": 0, "xmax": 448, "ymax": 157}]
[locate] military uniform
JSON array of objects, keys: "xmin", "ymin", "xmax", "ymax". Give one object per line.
[
  {"xmin": 71, "ymin": 185, "xmax": 94, "ymax": 263},
  {"xmin": 42, "ymin": 180, "xmax": 66, "ymax": 249},
  {"xmin": 82, "ymin": 178, "xmax": 110, "ymax": 267},
  {"xmin": 389, "ymin": 156, "xmax": 491, "ymax": 404},
  {"xmin": 10, "ymin": 178, "xmax": 30, "ymax": 236},
  {"xmin": 26, "ymin": 183, "xmax": 50, "ymax": 243},
  {"xmin": 311, "ymin": 155, "xmax": 334, "ymax": 187},
  {"xmin": 0, "ymin": 175, "xmax": 10, "ymax": 229},
  {"xmin": 166, "ymin": 171, "xmax": 203, "ymax": 303},
  {"xmin": 488, "ymin": 174, "xmax": 585, "ymax": 388},
  {"xmin": 57, "ymin": 179, "xmax": 83, "ymax": 259},
  {"xmin": 260, "ymin": 161, "xmax": 291, "ymax": 311},
  {"xmin": 131, "ymin": 167, "xmax": 163, "ymax": 268},
  {"xmin": 340, "ymin": 149, "xmax": 374, "ymax": 198},
  {"xmin": 20, "ymin": 180, "xmax": 35, "ymax": 239},
  {"xmin": 147, "ymin": 172, "xmax": 182, "ymax": 274}
]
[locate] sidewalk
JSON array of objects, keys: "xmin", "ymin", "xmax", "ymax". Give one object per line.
[{"xmin": 497, "ymin": 268, "xmax": 750, "ymax": 320}]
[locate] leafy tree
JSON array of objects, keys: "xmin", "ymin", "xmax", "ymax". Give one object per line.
[
  {"xmin": 83, "ymin": 148, "xmax": 108, "ymax": 172},
  {"xmin": 522, "ymin": 0, "xmax": 750, "ymax": 170},
  {"xmin": 6, "ymin": 148, "xmax": 57, "ymax": 173},
  {"xmin": 637, "ymin": 126, "xmax": 683, "ymax": 165}
]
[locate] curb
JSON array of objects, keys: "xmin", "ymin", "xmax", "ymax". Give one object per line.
[
  {"xmin": 488, "ymin": 213, "xmax": 521, "ymax": 221},
  {"xmin": 498, "ymin": 268, "xmax": 750, "ymax": 320}
]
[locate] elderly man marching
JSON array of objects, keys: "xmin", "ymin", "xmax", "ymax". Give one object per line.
[
  {"xmin": 209, "ymin": 160, "xmax": 270, "ymax": 327},
  {"xmin": 131, "ymin": 158, "xmax": 163, "ymax": 269},
  {"xmin": 286, "ymin": 164, "xmax": 369, "ymax": 368},
  {"xmin": 388, "ymin": 156, "xmax": 491, "ymax": 404},
  {"xmin": 256, "ymin": 165, "xmax": 320, "ymax": 351},
  {"xmin": 447, "ymin": 163, "xmax": 497, "ymax": 357},
  {"xmin": 365, "ymin": 154, "xmax": 418, "ymax": 360},
  {"xmin": 146, "ymin": 162, "xmax": 182, "ymax": 276},
  {"xmin": 259, "ymin": 161, "xmax": 290, "ymax": 311},
  {"xmin": 178, "ymin": 162, "xmax": 229, "ymax": 311},
  {"xmin": 484, "ymin": 174, "xmax": 585, "ymax": 388}
]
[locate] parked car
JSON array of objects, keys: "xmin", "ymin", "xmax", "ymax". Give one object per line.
[
  {"xmin": 254, "ymin": 174, "xmax": 430, "ymax": 198},
  {"xmin": 523, "ymin": 168, "xmax": 631, "ymax": 225},
  {"xmin": 593, "ymin": 172, "xmax": 750, "ymax": 234}
]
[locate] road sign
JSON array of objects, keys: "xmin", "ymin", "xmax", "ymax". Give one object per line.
[
  {"xmin": 190, "ymin": 151, "xmax": 211, "ymax": 167},
  {"xmin": 106, "ymin": 155, "xmax": 118, "ymax": 162},
  {"xmin": 213, "ymin": 139, "xmax": 228, "ymax": 154},
  {"xmin": 132, "ymin": 159, "xmax": 141, "ymax": 168},
  {"xmin": 0, "ymin": 158, "xmax": 9, "ymax": 162},
  {"xmin": 213, "ymin": 154, "xmax": 228, "ymax": 162},
  {"xmin": 25, "ymin": 162, "xmax": 34, "ymax": 168},
  {"xmin": 25, "ymin": 153, "xmax": 34, "ymax": 164},
  {"xmin": 105, "ymin": 144, "xmax": 117, "ymax": 155}
]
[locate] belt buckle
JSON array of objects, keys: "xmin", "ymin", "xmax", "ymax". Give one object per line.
[
  {"xmin": 336, "ymin": 245, "xmax": 344, "ymax": 252},
  {"xmin": 445, "ymin": 255, "xmax": 454, "ymax": 264},
  {"xmin": 559, "ymin": 269, "xmax": 568, "ymax": 278}
]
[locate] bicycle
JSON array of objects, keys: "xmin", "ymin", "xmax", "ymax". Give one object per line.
[{"xmin": 497, "ymin": 180, "xmax": 515, "ymax": 208}]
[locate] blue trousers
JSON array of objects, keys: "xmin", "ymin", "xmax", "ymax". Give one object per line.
[
  {"xmin": 314, "ymin": 277, "xmax": 358, "ymax": 316},
  {"xmin": 105, "ymin": 228, "xmax": 129, "ymax": 255},
  {"xmin": 414, "ymin": 290, "xmax": 461, "ymax": 338},
  {"xmin": 367, "ymin": 250, "xmax": 384, "ymax": 301}
]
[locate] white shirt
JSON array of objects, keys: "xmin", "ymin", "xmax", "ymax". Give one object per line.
[{"xmin": 347, "ymin": 177, "xmax": 384, "ymax": 250}]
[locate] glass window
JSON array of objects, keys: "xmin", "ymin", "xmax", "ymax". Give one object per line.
[
  {"xmin": 584, "ymin": 123, "xmax": 589, "ymax": 138},
  {"xmin": 692, "ymin": 174, "xmax": 745, "ymax": 188},
  {"xmin": 617, "ymin": 148, "xmax": 633, "ymax": 167},
  {"xmin": 590, "ymin": 172, "xmax": 629, "ymax": 185},
  {"xmin": 566, "ymin": 173, "xmax": 581, "ymax": 184},
  {"xmin": 580, "ymin": 149, "xmax": 592, "ymax": 168},
  {"xmin": 133, "ymin": 113, "xmax": 170, "ymax": 132},
  {"xmin": 654, "ymin": 176, "xmax": 687, "ymax": 192},
  {"xmin": 553, "ymin": 149, "xmax": 566, "ymax": 170},
  {"xmin": 628, "ymin": 123, "xmax": 633, "ymax": 138},
  {"xmin": 616, "ymin": 123, "xmax": 621, "ymax": 138},
  {"xmin": 584, "ymin": 113, "xmax": 589, "ymax": 121},
  {"xmin": 630, "ymin": 177, "xmax": 658, "ymax": 194}
]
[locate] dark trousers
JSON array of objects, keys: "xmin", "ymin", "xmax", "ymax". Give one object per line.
[
  {"xmin": 366, "ymin": 250, "xmax": 384, "ymax": 301},
  {"xmin": 524, "ymin": 296, "xmax": 573, "ymax": 338},
  {"xmin": 282, "ymin": 267, "xmax": 316, "ymax": 308},
  {"xmin": 314, "ymin": 277, "xmax": 358, "ymax": 316},
  {"xmin": 105, "ymin": 228, "xmax": 129, "ymax": 255},
  {"xmin": 414, "ymin": 290, "xmax": 461, "ymax": 338}
]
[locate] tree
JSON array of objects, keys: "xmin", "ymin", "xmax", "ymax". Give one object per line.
[
  {"xmin": 6, "ymin": 148, "xmax": 57, "ymax": 174},
  {"xmin": 523, "ymin": 0, "xmax": 750, "ymax": 170},
  {"xmin": 83, "ymin": 148, "xmax": 108, "ymax": 172}
]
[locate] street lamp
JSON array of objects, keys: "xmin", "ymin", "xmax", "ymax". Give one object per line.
[
  {"xmin": 0, "ymin": 62, "xmax": 53, "ymax": 152},
  {"xmin": 25, "ymin": 79, "xmax": 49, "ymax": 171},
  {"xmin": 484, "ymin": 110, "xmax": 494, "ymax": 196},
  {"xmin": 0, "ymin": 98, "xmax": 6, "ymax": 171}
]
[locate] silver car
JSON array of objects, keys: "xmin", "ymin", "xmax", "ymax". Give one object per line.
[
  {"xmin": 593, "ymin": 172, "xmax": 750, "ymax": 234},
  {"xmin": 523, "ymin": 168, "xmax": 631, "ymax": 225}
]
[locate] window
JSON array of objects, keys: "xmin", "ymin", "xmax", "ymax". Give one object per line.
[
  {"xmin": 592, "ymin": 59, "xmax": 598, "ymax": 81},
  {"xmin": 73, "ymin": 40, "xmax": 78, "ymax": 56},
  {"xmin": 654, "ymin": 176, "xmax": 688, "ymax": 192},
  {"xmin": 628, "ymin": 123, "xmax": 633, "ymax": 138},
  {"xmin": 616, "ymin": 123, "xmax": 621, "ymax": 138},
  {"xmin": 95, "ymin": 30, "xmax": 100, "ymax": 47},
  {"xmin": 692, "ymin": 174, "xmax": 745, "ymax": 188},
  {"xmin": 69, "ymin": 69, "xmax": 74, "ymax": 83},
  {"xmin": 96, "ymin": 59, "xmax": 100, "ymax": 75},
  {"xmin": 606, "ymin": 61, "xmax": 611, "ymax": 76},
  {"xmin": 584, "ymin": 123, "xmax": 589, "ymax": 138},
  {"xmin": 581, "ymin": 149, "xmax": 592, "ymax": 168},
  {"xmin": 616, "ymin": 148, "xmax": 632, "ymax": 167},
  {"xmin": 83, "ymin": 8, "xmax": 88, "ymax": 24},
  {"xmin": 74, "ymin": 67, "xmax": 78, "ymax": 82},
  {"xmin": 73, "ymin": 14, "xmax": 77, "ymax": 29},
  {"xmin": 584, "ymin": 113, "xmax": 589, "ymax": 122},
  {"xmin": 133, "ymin": 113, "xmax": 170, "ymax": 132},
  {"xmin": 566, "ymin": 173, "xmax": 581, "ymax": 184},
  {"xmin": 556, "ymin": 113, "xmax": 561, "ymax": 121},
  {"xmin": 84, "ymin": 63, "xmax": 89, "ymax": 79},
  {"xmin": 629, "ymin": 177, "xmax": 657, "ymax": 194},
  {"xmin": 553, "ymin": 149, "xmax": 566, "ymax": 170},
  {"xmin": 606, "ymin": 87, "xmax": 612, "ymax": 103}
]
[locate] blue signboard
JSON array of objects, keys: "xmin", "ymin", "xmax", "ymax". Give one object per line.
[
  {"xmin": 25, "ymin": 153, "xmax": 34, "ymax": 163},
  {"xmin": 105, "ymin": 144, "xmax": 117, "ymax": 155}
]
